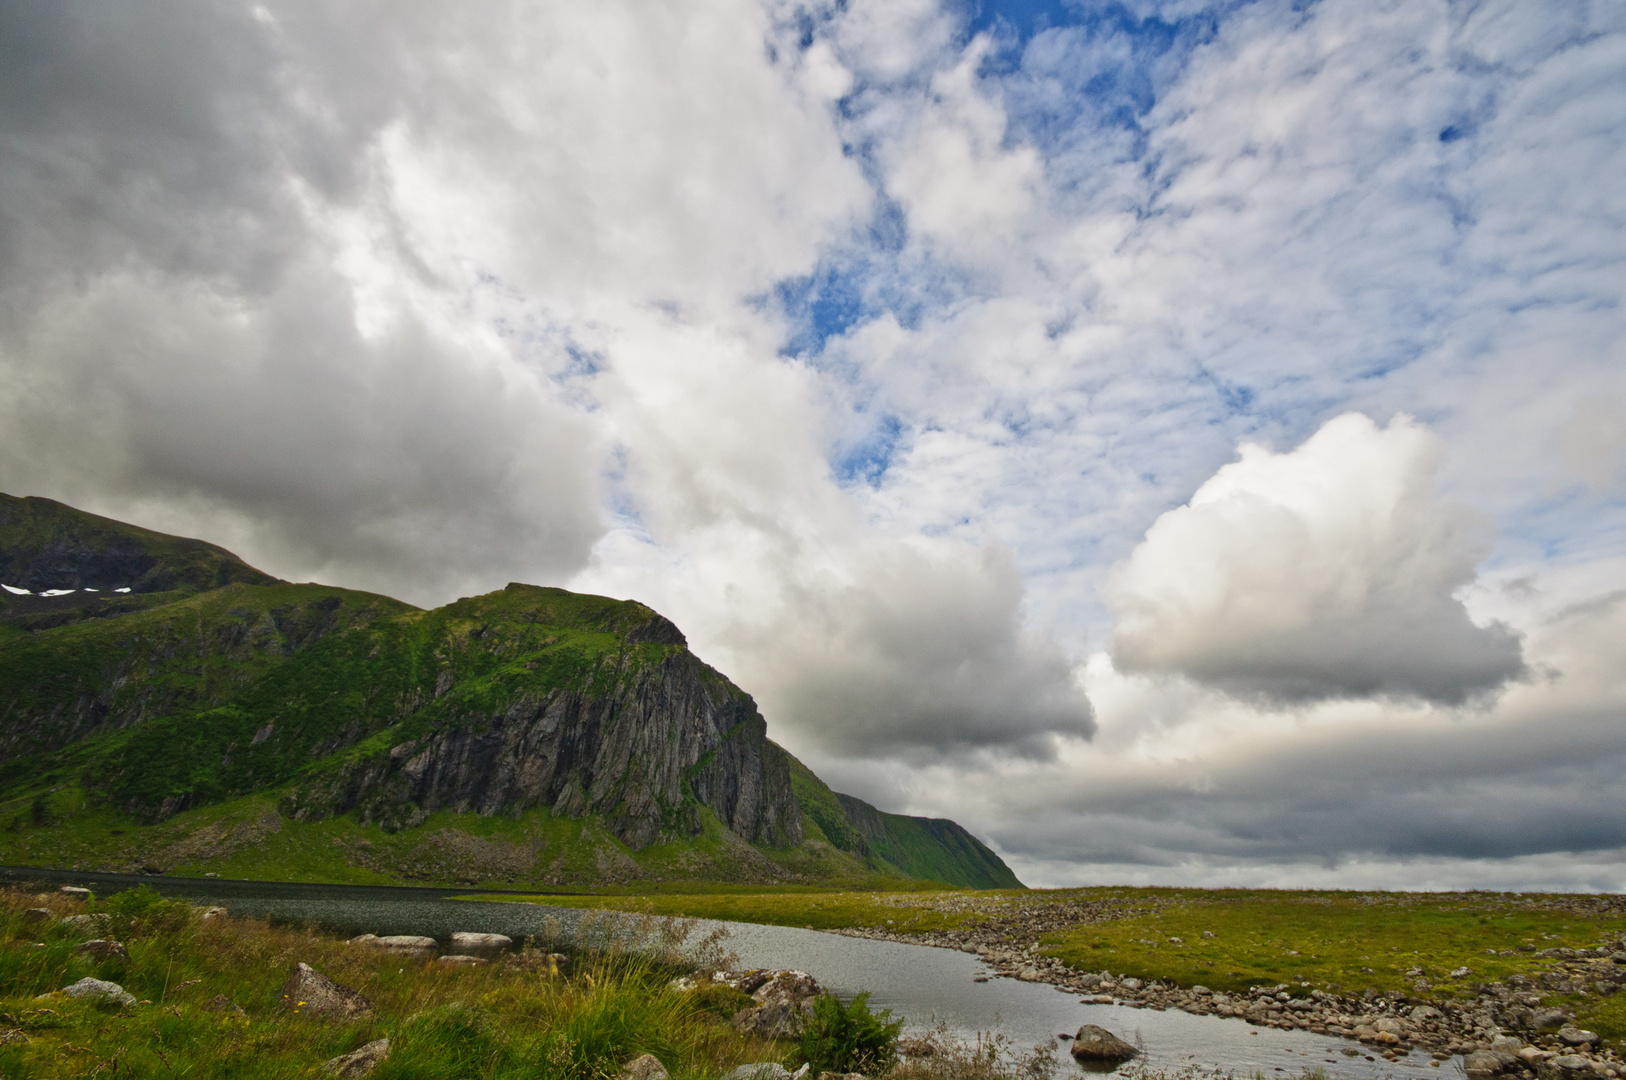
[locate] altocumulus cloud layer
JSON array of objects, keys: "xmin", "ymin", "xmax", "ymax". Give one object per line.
[{"xmin": 1, "ymin": 0, "xmax": 1624, "ymax": 888}]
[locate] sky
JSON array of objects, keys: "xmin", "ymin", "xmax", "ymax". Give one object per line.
[{"xmin": 1, "ymin": 0, "xmax": 1624, "ymax": 890}]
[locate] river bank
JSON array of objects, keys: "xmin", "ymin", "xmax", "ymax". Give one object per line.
[{"xmin": 824, "ymin": 890, "xmax": 1626, "ymax": 1077}]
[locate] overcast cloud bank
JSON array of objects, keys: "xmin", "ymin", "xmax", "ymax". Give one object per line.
[{"xmin": 1, "ymin": 0, "xmax": 1623, "ymax": 888}]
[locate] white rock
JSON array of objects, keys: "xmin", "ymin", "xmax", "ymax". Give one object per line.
[
  {"xmin": 450, "ymin": 932, "xmax": 512, "ymax": 950},
  {"xmin": 724, "ymin": 1065, "xmax": 792, "ymax": 1080},
  {"xmin": 47, "ymin": 977, "xmax": 136, "ymax": 1007}
]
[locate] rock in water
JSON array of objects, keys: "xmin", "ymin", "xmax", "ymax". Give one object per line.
[
  {"xmin": 280, "ymin": 963, "xmax": 372, "ymax": 1020},
  {"xmin": 76, "ymin": 939, "xmax": 131, "ymax": 962},
  {"xmin": 1071, "ymin": 1024, "xmax": 1138, "ymax": 1062},
  {"xmin": 49, "ymin": 977, "xmax": 136, "ymax": 1007},
  {"xmin": 620, "ymin": 1053, "xmax": 670, "ymax": 1080},
  {"xmin": 324, "ymin": 1038, "xmax": 391, "ymax": 1077}
]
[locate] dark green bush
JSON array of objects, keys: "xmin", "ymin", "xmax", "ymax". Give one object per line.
[{"xmin": 797, "ymin": 991, "xmax": 902, "ymax": 1076}]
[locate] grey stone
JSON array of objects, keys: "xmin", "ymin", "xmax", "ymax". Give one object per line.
[
  {"xmin": 436, "ymin": 954, "xmax": 486, "ymax": 965},
  {"xmin": 76, "ymin": 939, "xmax": 130, "ymax": 962},
  {"xmin": 59, "ymin": 886, "xmax": 91, "ymax": 900},
  {"xmin": 280, "ymin": 963, "xmax": 372, "ymax": 1020},
  {"xmin": 450, "ymin": 932, "xmax": 512, "ymax": 951},
  {"xmin": 21, "ymin": 907, "xmax": 51, "ymax": 923},
  {"xmin": 1556, "ymin": 1027, "xmax": 1597, "ymax": 1047},
  {"xmin": 60, "ymin": 913, "xmax": 111, "ymax": 935},
  {"xmin": 49, "ymin": 977, "xmax": 135, "ymax": 1007},
  {"xmin": 724, "ymin": 1065, "xmax": 792, "ymax": 1080},
  {"xmin": 324, "ymin": 1038, "xmax": 391, "ymax": 1078},
  {"xmin": 1463, "ymin": 1051, "xmax": 1504, "ymax": 1076},
  {"xmin": 1071, "ymin": 1024, "xmax": 1138, "ymax": 1061},
  {"xmin": 1537, "ymin": 1055, "xmax": 1594, "ymax": 1079},
  {"xmin": 620, "ymin": 1053, "xmax": 670, "ymax": 1080},
  {"xmin": 1531, "ymin": 1008, "xmax": 1571, "ymax": 1031},
  {"xmin": 375, "ymin": 935, "xmax": 437, "ymax": 949}
]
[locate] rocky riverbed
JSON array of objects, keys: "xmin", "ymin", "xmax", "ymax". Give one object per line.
[{"xmin": 829, "ymin": 894, "xmax": 1626, "ymax": 1078}]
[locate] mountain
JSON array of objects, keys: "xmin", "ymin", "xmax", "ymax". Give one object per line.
[
  {"xmin": 0, "ymin": 493, "xmax": 1022, "ymax": 890},
  {"xmin": 786, "ymin": 756, "xmax": 1023, "ymax": 890}
]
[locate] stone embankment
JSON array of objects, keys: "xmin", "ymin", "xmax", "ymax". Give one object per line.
[{"xmin": 831, "ymin": 895, "xmax": 1626, "ymax": 1077}]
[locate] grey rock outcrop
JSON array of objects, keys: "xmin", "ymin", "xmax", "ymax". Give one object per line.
[{"xmin": 283, "ymin": 591, "xmax": 803, "ymax": 853}]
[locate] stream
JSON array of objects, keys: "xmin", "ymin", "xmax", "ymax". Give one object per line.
[{"xmin": 1, "ymin": 867, "xmax": 1458, "ymax": 1078}]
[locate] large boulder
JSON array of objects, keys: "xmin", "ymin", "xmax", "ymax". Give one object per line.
[
  {"xmin": 724, "ymin": 970, "xmax": 822, "ymax": 1039},
  {"xmin": 324, "ymin": 1038, "xmax": 391, "ymax": 1077},
  {"xmin": 280, "ymin": 963, "xmax": 372, "ymax": 1020},
  {"xmin": 1070, "ymin": 1024, "xmax": 1138, "ymax": 1062}
]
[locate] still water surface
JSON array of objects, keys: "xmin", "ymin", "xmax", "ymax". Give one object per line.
[{"xmin": 2, "ymin": 867, "xmax": 1451, "ymax": 1078}]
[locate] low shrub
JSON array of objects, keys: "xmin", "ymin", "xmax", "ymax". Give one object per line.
[{"xmin": 797, "ymin": 991, "xmax": 903, "ymax": 1076}]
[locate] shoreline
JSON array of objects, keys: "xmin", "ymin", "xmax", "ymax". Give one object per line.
[{"xmin": 826, "ymin": 924, "xmax": 1624, "ymax": 1075}]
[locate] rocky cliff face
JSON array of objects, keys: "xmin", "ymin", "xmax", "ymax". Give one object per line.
[{"xmin": 283, "ymin": 608, "xmax": 803, "ymax": 851}]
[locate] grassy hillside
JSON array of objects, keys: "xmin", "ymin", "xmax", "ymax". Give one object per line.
[
  {"xmin": 787, "ymin": 755, "xmax": 1022, "ymax": 890},
  {"xmin": 0, "ymin": 496, "xmax": 1015, "ymax": 891},
  {"xmin": 0, "ymin": 492, "xmax": 278, "ymax": 606}
]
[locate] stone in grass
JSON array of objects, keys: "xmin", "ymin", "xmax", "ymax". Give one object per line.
[
  {"xmin": 620, "ymin": 1053, "xmax": 670, "ymax": 1080},
  {"xmin": 76, "ymin": 939, "xmax": 131, "ymax": 962},
  {"xmin": 1070, "ymin": 1024, "xmax": 1138, "ymax": 1062},
  {"xmin": 22, "ymin": 908, "xmax": 52, "ymax": 924},
  {"xmin": 723, "ymin": 1064, "xmax": 811, "ymax": 1080},
  {"xmin": 280, "ymin": 963, "xmax": 372, "ymax": 1020},
  {"xmin": 436, "ymin": 954, "xmax": 486, "ymax": 966},
  {"xmin": 59, "ymin": 886, "xmax": 91, "ymax": 900},
  {"xmin": 60, "ymin": 913, "xmax": 111, "ymax": 935},
  {"xmin": 324, "ymin": 1037, "xmax": 391, "ymax": 1078},
  {"xmin": 203, "ymin": 994, "xmax": 248, "ymax": 1018},
  {"xmin": 41, "ymin": 977, "xmax": 136, "ymax": 1007}
]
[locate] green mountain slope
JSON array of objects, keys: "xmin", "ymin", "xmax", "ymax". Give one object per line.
[
  {"xmin": 0, "ymin": 494, "xmax": 1015, "ymax": 890},
  {"xmin": 787, "ymin": 754, "xmax": 1023, "ymax": 889}
]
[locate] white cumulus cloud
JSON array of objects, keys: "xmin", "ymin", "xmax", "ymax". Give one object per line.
[{"xmin": 1107, "ymin": 412, "xmax": 1525, "ymax": 705}]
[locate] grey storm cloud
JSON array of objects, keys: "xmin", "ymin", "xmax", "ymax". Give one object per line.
[{"xmin": 0, "ymin": 2, "xmax": 610, "ymax": 604}]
